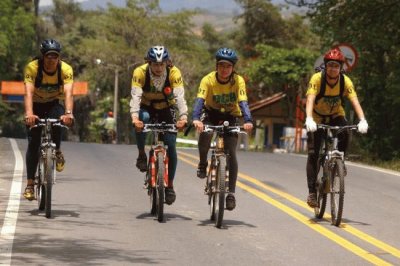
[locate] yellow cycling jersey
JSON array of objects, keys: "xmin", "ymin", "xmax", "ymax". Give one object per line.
[
  {"xmin": 197, "ymin": 71, "xmax": 248, "ymax": 117},
  {"xmin": 131, "ymin": 63, "xmax": 184, "ymax": 110},
  {"xmin": 24, "ymin": 59, "xmax": 73, "ymax": 103},
  {"xmin": 306, "ymin": 72, "xmax": 357, "ymax": 121}
]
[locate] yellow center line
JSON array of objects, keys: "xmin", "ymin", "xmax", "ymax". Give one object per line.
[{"xmin": 178, "ymin": 151, "xmax": 399, "ymax": 264}]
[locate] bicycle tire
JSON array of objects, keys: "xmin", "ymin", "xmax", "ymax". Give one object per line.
[
  {"xmin": 36, "ymin": 157, "xmax": 46, "ymax": 211},
  {"xmin": 314, "ymin": 159, "xmax": 327, "ymax": 218},
  {"xmin": 156, "ymin": 152, "xmax": 165, "ymax": 222},
  {"xmin": 209, "ymin": 162, "xmax": 216, "ymax": 221},
  {"xmin": 330, "ymin": 159, "xmax": 345, "ymax": 226},
  {"xmin": 215, "ymin": 155, "xmax": 226, "ymax": 228},
  {"xmin": 44, "ymin": 148, "xmax": 53, "ymax": 218}
]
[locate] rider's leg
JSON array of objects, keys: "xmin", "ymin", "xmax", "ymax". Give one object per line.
[
  {"xmin": 224, "ymin": 133, "xmax": 238, "ymax": 210},
  {"xmin": 164, "ymin": 132, "xmax": 177, "ymax": 186},
  {"xmin": 26, "ymin": 126, "xmax": 42, "ymax": 182},
  {"xmin": 306, "ymin": 130, "xmax": 323, "ymax": 194},
  {"xmin": 24, "ymin": 125, "xmax": 42, "ymax": 199},
  {"xmin": 331, "ymin": 116, "xmax": 349, "ymax": 153},
  {"xmin": 224, "ymin": 133, "xmax": 238, "ymax": 193},
  {"xmin": 306, "ymin": 129, "xmax": 325, "ymax": 207},
  {"xmin": 197, "ymin": 131, "xmax": 213, "ymax": 178},
  {"xmin": 135, "ymin": 109, "xmax": 150, "ymax": 171},
  {"xmin": 49, "ymin": 103, "xmax": 66, "ymax": 171},
  {"xmin": 164, "ymin": 132, "xmax": 177, "ymax": 205}
]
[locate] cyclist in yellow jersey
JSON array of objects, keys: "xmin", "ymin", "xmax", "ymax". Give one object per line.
[
  {"xmin": 23, "ymin": 39, "xmax": 74, "ymax": 200},
  {"xmin": 305, "ymin": 48, "xmax": 368, "ymax": 207},
  {"xmin": 130, "ymin": 46, "xmax": 188, "ymax": 205},
  {"xmin": 192, "ymin": 47, "xmax": 253, "ymax": 210}
]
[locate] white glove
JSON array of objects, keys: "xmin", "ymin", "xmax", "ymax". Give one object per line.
[
  {"xmin": 357, "ymin": 119, "xmax": 368, "ymax": 134},
  {"xmin": 305, "ymin": 117, "xmax": 317, "ymax": 132}
]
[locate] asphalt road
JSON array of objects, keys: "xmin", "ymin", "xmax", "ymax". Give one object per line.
[{"xmin": 1, "ymin": 137, "xmax": 399, "ymax": 265}]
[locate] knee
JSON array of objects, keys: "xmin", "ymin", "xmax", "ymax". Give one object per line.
[{"xmin": 139, "ymin": 110, "xmax": 150, "ymax": 123}]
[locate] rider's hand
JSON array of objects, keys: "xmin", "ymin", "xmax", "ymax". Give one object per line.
[
  {"xmin": 176, "ymin": 119, "xmax": 187, "ymax": 130},
  {"xmin": 25, "ymin": 114, "xmax": 39, "ymax": 127},
  {"xmin": 243, "ymin": 122, "xmax": 253, "ymax": 133},
  {"xmin": 193, "ymin": 120, "xmax": 204, "ymax": 133},
  {"xmin": 305, "ymin": 117, "xmax": 317, "ymax": 132},
  {"xmin": 357, "ymin": 119, "xmax": 368, "ymax": 134},
  {"xmin": 60, "ymin": 114, "xmax": 74, "ymax": 127},
  {"xmin": 132, "ymin": 117, "xmax": 144, "ymax": 131}
]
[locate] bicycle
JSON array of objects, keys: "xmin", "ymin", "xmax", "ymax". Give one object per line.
[
  {"xmin": 32, "ymin": 118, "xmax": 68, "ymax": 218},
  {"xmin": 202, "ymin": 121, "xmax": 245, "ymax": 228},
  {"xmin": 142, "ymin": 122, "xmax": 177, "ymax": 222},
  {"xmin": 313, "ymin": 124, "xmax": 358, "ymax": 226}
]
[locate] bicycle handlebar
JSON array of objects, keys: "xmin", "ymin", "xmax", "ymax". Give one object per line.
[
  {"xmin": 317, "ymin": 124, "xmax": 358, "ymax": 135},
  {"xmin": 31, "ymin": 118, "xmax": 69, "ymax": 130},
  {"xmin": 143, "ymin": 123, "xmax": 177, "ymax": 133},
  {"xmin": 204, "ymin": 123, "xmax": 247, "ymax": 135}
]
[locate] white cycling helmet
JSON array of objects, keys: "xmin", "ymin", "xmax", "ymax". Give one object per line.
[{"xmin": 146, "ymin": 46, "xmax": 169, "ymax": 63}]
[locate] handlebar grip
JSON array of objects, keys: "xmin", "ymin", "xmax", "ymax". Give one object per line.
[{"xmin": 184, "ymin": 123, "xmax": 193, "ymax": 136}]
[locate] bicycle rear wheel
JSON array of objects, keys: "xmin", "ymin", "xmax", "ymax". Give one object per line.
[
  {"xmin": 314, "ymin": 163, "xmax": 328, "ymax": 219},
  {"xmin": 156, "ymin": 152, "xmax": 165, "ymax": 222},
  {"xmin": 215, "ymin": 156, "xmax": 226, "ymax": 228},
  {"xmin": 330, "ymin": 159, "xmax": 345, "ymax": 226},
  {"xmin": 44, "ymin": 148, "xmax": 54, "ymax": 218}
]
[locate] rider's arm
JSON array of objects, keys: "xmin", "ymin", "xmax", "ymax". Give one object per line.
[
  {"xmin": 238, "ymin": 101, "xmax": 252, "ymax": 123},
  {"xmin": 63, "ymin": 82, "xmax": 74, "ymax": 115},
  {"xmin": 170, "ymin": 67, "xmax": 188, "ymax": 121},
  {"xmin": 24, "ymin": 82, "xmax": 38, "ymax": 126},
  {"xmin": 24, "ymin": 82, "xmax": 35, "ymax": 117},
  {"xmin": 349, "ymin": 97, "xmax": 366, "ymax": 120},
  {"xmin": 305, "ymin": 94, "xmax": 316, "ymax": 118},
  {"xmin": 173, "ymin": 87, "xmax": 188, "ymax": 121},
  {"xmin": 129, "ymin": 85, "xmax": 143, "ymax": 122},
  {"xmin": 192, "ymin": 98, "xmax": 205, "ymax": 121}
]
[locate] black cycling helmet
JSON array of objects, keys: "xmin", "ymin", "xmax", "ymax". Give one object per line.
[
  {"xmin": 40, "ymin": 39, "xmax": 62, "ymax": 55},
  {"xmin": 146, "ymin": 46, "xmax": 169, "ymax": 63},
  {"xmin": 215, "ymin": 47, "xmax": 238, "ymax": 65}
]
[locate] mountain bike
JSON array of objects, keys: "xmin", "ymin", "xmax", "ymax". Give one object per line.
[
  {"xmin": 203, "ymin": 121, "xmax": 245, "ymax": 228},
  {"xmin": 32, "ymin": 118, "xmax": 68, "ymax": 218},
  {"xmin": 143, "ymin": 122, "xmax": 177, "ymax": 222},
  {"xmin": 313, "ymin": 124, "xmax": 358, "ymax": 226}
]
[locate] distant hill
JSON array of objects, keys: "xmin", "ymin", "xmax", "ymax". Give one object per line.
[{"xmin": 39, "ymin": 0, "xmax": 305, "ymax": 31}]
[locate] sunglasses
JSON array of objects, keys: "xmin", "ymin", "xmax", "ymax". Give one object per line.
[
  {"xmin": 326, "ymin": 61, "xmax": 341, "ymax": 68},
  {"xmin": 45, "ymin": 53, "xmax": 60, "ymax": 59}
]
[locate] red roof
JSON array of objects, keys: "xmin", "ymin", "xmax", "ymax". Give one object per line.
[{"xmin": 249, "ymin": 92, "xmax": 286, "ymax": 112}]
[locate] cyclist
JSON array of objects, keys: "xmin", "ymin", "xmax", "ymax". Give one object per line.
[
  {"xmin": 305, "ymin": 48, "xmax": 368, "ymax": 207},
  {"xmin": 192, "ymin": 47, "xmax": 253, "ymax": 211},
  {"xmin": 130, "ymin": 45, "xmax": 188, "ymax": 205},
  {"xmin": 101, "ymin": 111, "xmax": 116, "ymax": 143},
  {"xmin": 23, "ymin": 39, "xmax": 74, "ymax": 200}
]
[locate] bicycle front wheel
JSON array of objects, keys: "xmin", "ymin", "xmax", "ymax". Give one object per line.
[
  {"xmin": 156, "ymin": 152, "xmax": 165, "ymax": 222},
  {"xmin": 314, "ymin": 174, "xmax": 328, "ymax": 219},
  {"xmin": 215, "ymin": 155, "xmax": 226, "ymax": 228},
  {"xmin": 330, "ymin": 159, "xmax": 345, "ymax": 226},
  {"xmin": 44, "ymin": 148, "xmax": 54, "ymax": 218},
  {"xmin": 36, "ymin": 157, "xmax": 46, "ymax": 211}
]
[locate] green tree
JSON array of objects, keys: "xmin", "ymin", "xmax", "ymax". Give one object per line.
[{"xmin": 244, "ymin": 44, "xmax": 317, "ymax": 125}]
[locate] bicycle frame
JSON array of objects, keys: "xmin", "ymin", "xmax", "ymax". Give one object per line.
[
  {"xmin": 32, "ymin": 118, "xmax": 67, "ymax": 218},
  {"xmin": 314, "ymin": 124, "xmax": 357, "ymax": 225},
  {"xmin": 143, "ymin": 122, "xmax": 177, "ymax": 222},
  {"xmin": 204, "ymin": 121, "xmax": 245, "ymax": 228}
]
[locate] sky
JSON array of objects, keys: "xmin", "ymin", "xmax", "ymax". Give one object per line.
[{"xmin": 39, "ymin": 0, "xmax": 85, "ymax": 6}]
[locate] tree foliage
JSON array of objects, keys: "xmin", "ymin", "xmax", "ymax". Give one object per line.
[{"xmin": 244, "ymin": 44, "xmax": 317, "ymax": 125}]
